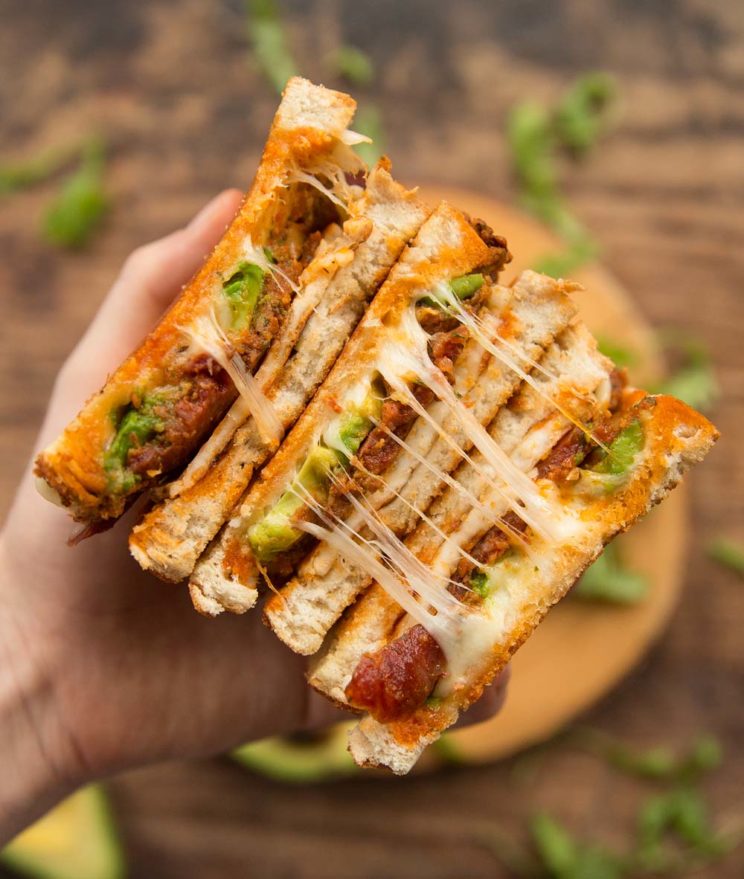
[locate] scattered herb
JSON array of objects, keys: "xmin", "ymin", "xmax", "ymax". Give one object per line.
[
  {"xmin": 575, "ymin": 729, "xmax": 723, "ymax": 782},
  {"xmin": 530, "ymin": 813, "xmax": 625, "ymax": 879},
  {"xmin": 352, "ymin": 104, "xmax": 385, "ymax": 165},
  {"xmin": 553, "ymin": 73, "xmax": 617, "ymax": 156},
  {"xmin": 43, "ymin": 138, "xmax": 108, "ymax": 249},
  {"xmin": 534, "ymin": 237, "xmax": 598, "ymax": 279},
  {"xmin": 332, "ymin": 45, "xmax": 374, "ymax": 86},
  {"xmin": 596, "ymin": 337, "xmax": 638, "ymax": 369},
  {"xmin": 0, "ymin": 143, "xmax": 78, "ymax": 197},
  {"xmin": 653, "ymin": 332, "xmax": 719, "ymax": 411},
  {"xmin": 635, "ymin": 787, "xmax": 732, "ymax": 871},
  {"xmin": 573, "ymin": 541, "xmax": 648, "ymax": 604},
  {"xmin": 708, "ymin": 538, "xmax": 744, "ymax": 578},
  {"xmin": 508, "ymin": 74, "xmax": 617, "ymax": 276},
  {"xmin": 247, "ymin": 0, "xmax": 298, "ymax": 94}
]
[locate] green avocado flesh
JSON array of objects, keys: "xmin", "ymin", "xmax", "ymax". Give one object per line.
[
  {"xmin": 248, "ymin": 445, "xmax": 343, "ymax": 561},
  {"xmin": 1, "ymin": 785, "xmax": 124, "ymax": 879},
  {"xmin": 222, "ymin": 260, "xmax": 266, "ymax": 331},
  {"xmin": 419, "ymin": 272, "xmax": 485, "ymax": 308},
  {"xmin": 469, "ymin": 570, "xmax": 491, "ymax": 598},
  {"xmin": 247, "ymin": 391, "xmax": 382, "ymax": 562},
  {"xmin": 592, "ymin": 419, "xmax": 644, "ymax": 475},
  {"xmin": 449, "ymin": 272, "xmax": 484, "ymax": 299},
  {"xmin": 233, "ymin": 727, "xmax": 358, "ymax": 783},
  {"xmin": 103, "ymin": 394, "xmax": 168, "ymax": 493}
]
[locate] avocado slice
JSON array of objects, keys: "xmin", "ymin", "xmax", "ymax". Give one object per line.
[
  {"xmin": 103, "ymin": 392, "xmax": 169, "ymax": 494},
  {"xmin": 233, "ymin": 725, "xmax": 358, "ymax": 783},
  {"xmin": 1, "ymin": 785, "xmax": 124, "ymax": 879},
  {"xmin": 247, "ymin": 445, "xmax": 343, "ymax": 561},
  {"xmin": 247, "ymin": 388, "xmax": 381, "ymax": 562},
  {"xmin": 222, "ymin": 260, "xmax": 266, "ymax": 331},
  {"xmin": 592, "ymin": 419, "xmax": 644, "ymax": 475}
]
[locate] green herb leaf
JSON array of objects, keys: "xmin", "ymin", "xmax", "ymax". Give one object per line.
[
  {"xmin": 575, "ymin": 729, "xmax": 723, "ymax": 782},
  {"xmin": 636, "ymin": 787, "xmax": 732, "ymax": 869},
  {"xmin": 654, "ymin": 332, "xmax": 719, "ymax": 411},
  {"xmin": 0, "ymin": 143, "xmax": 78, "ymax": 197},
  {"xmin": 332, "ymin": 45, "xmax": 374, "ymax": 86},
  {"xmin": 530, "ymin": 813, "xmax": 577, "ymax": 875},
  {"xmin": 43, "ymin": 138, "xmax": 108, "ymax": 249},
  {"xmin": 553, "ymin": 73, "xmax": 617, "ymax": 156},
  {"xmin": 247, "ymin": 0, "xmax": 298, "ymax": 94},
  {"xmin": 708, "ymin": 538, "xmax": 744, "ymax": 578},
  {"xmin": 533, "ymin": 236, "xmax": 598, "ymax": 278},
  {"xmin": 574, "ymin": 541, "xmax": 648, "ymax": 604},
  {"xmin": 352, "ymin": 104, "xmax": 385, "ymax": 165},
  {"xmin": 508, "ymin": 74, "xmax": 617, "ymax": 278},
  {"xmin": 596, "ymin": 337, "xmax": 638, "ymax": 369}
]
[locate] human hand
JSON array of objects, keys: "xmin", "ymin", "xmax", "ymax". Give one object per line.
[{"xmin": 0, "ymin": 191, "xmax": 509, "ymax": 843}]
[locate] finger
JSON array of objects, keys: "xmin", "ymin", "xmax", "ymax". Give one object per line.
[
  {"xmin": 61, "ymin": 188, "xmax": 243, "ymax": 398},
  {"xmin": 452, "ymin": 666, "xmax": 510, "ymax": 729}
]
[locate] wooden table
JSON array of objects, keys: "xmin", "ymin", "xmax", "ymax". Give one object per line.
[{"xmin": 1, "ymin": 1, "xmax": 742, "ymax": 876}]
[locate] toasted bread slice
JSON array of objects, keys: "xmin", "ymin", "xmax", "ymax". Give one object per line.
[
  {"xmin": 35, "ymin": 78, "xmax": 363, "ymax": 524},
  {"xmin": 342, "ymin": 393, "xmax": 717, "ymax": 773},
  {"xmin": 129, "ymin": 163, "xmax": 430, "ymax": 581}
]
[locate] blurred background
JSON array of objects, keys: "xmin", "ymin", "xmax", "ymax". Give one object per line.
[{"xmin": 1, "ymin": 0, "xmax": 742, "ymax": 877}]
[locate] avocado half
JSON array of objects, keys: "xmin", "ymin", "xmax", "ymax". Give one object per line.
[
  {"xmin": 233, "ymin": 724, "xmax": 361, "ymax": 783},
  {"xmin": 1, "ymin": 785, "xmax": 124, "ymax": 879}
]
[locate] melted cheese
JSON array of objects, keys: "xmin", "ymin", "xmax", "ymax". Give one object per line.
[{"xmin": 180, "ymin": 309, "xmax": 283, "ymax": 448}]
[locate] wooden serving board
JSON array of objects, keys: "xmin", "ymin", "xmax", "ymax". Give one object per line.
[{"xmin": 412, "ymin": 185, "xmax": 684, "ymax": 764}]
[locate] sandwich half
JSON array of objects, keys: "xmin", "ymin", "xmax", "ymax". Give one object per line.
[
  {"xmin": 35, "ymin": 78, "xmax": 371, "ymax": 527},
  {"xmin": 128, "ymin": 161, "xmax": 429, "ymax": 581}
]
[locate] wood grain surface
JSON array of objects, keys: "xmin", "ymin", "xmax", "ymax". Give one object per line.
[{"xmin": 1, "ymin": 1, "xmax": 742, "ymax": 877}]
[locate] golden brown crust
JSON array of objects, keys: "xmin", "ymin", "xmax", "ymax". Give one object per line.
[
  {"xmin": 35, "ymin": 79, "xmax": 357, "ymax": 523},
  {"xmin": 352, "ymin": 394, "xmax": 718, "ymax": 761}
]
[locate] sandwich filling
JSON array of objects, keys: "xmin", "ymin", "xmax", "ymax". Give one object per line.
[
  {"xmin": 101, "ymin": 173, "xmax": 358, "ymax": 502},
  {"xmin": 343, "ymin": 380, "xmax": 649, "ymax": 724}
]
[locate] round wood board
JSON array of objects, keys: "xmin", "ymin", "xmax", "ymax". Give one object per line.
[{"xmin": 411, "ymin": 184, "xmax": 686, "ymax": 765}]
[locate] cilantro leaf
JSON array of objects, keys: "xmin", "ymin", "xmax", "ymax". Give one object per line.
[
  {"xmin": 0, "ymin": 143, "xmax": 78, "ymax": 197},
  {"xmin": 573, "ymin": 541, "xmax": 648, "ymax": 604},
  {"xmin": 654, "ymin": 331, "xmax": 719, "ymax": 411},
  {"xmin": 332, "ymin": 45, "xmax": 374, "ymax": 86},
  {"xmin": 247, "ymin": 0, "xmax": 298, "ymax": 94},
  {"xmin": 43, "ymin": 138, "xmax": 108, "ymax": 250},
  {"xmin": 530, "ymin": 813, "xmax": 625, "ymax": 879},
  {"xmin": 533, "ymin": 236, "xmax": 598, "ymax": 278},
  {"xmin": 577, "ymin": 730, "xmax": 723, "ymax": 782},
  {"xmin": 352, "ymin": 105, "xmax": 385, "ymax": 165},
  {"xmin": 596, "ymin": 337, "xmax": 638, "ymax": 369},
  {"xmin": 553, "ymin": 73, "xmax": 617, "ymax": 156},
  {"xmin": 508, "ymin": 74, "xmax": 617, "ymax": 278},
  {"xmin": 708, "ymin": 538, "xmax": 744, "ymax": 578}
]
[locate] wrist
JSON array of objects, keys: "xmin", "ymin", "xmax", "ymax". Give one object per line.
[{"xmin": 0, "ymin": 540, "xmax": 81, "ymax": 844}]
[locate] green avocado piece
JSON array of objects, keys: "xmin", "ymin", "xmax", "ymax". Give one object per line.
[
  {"xmin": 233, "ymin": 725, "xmax": 358, "ymax": 783},
  {"xmin": 449, "ymin": 272, "xmax": 484, "ymax": 299},
  {"xmin": 469, "ymin": 570, "xmax": 491, "ymax": 599},
  {"xmin": 337, "ymin": 387, "xmax": 382, "ymax": 455},
  {"xmin": 248, "ymin": 445, "xmax": 343, "ymax": 561},
  {"xmin": 103, "ymin": 395, "xmax": 167, "ymax": 493},
  {"xmin": 592, "ymin": 419, "xmax": 644, "ymax": 475},
  {"xmin": 1, "ymin": 785, "xmax": 125, "ymax": 879},
  {"xmin": 222, "ymin": 260, "xmax": 265, "ymax": 331}
]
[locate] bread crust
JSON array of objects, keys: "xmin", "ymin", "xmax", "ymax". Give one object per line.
[
  {"xmin": 35, "ymin": 78, "xmax": 357, "ymax": 523},
  {"xmin": 345, "ymin": 395, "xmax": 718, "ymax": 773}
]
